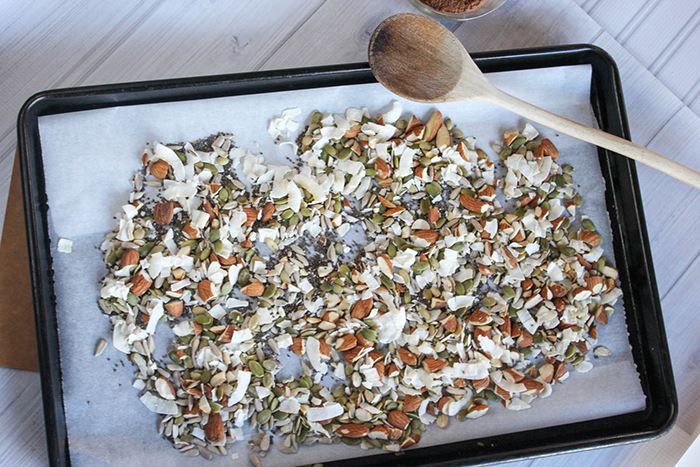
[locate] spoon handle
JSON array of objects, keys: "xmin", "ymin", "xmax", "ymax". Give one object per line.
[{"xmin": 486, "ymin": 89, "xmax": 700, "ymax": 190}]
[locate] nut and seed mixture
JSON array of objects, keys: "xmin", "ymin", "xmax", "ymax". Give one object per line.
[{"xmin": 98, "ymin": 102, "xmax": 622, "ymax": 460}]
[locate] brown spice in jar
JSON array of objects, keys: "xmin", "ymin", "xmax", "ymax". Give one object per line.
[{"xmin": 420, "ymin": 0, "xmax": 484, "ymax": 14}]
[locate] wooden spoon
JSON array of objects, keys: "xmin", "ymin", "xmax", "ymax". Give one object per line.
[{"xmin": 368, "ymin": 13, "xmax": 700, "ymax": 190}]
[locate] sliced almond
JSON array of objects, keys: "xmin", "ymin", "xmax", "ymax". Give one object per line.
[
  {"xmin": 291, "ymin": 338, "xmax": 305, "ymax": 356},
  {"xmin": 424, "ymin": 110, "xmax": 442, "ymax": 141},
  {"xmin": 413, "ymin": 229, "xmax": 439, "ymax": 244},
  {"xmin": 335, "ymin": 335, "xmax": 357, "ymax": 352},
  {"xmin": 534, "ymin": 138, "xmax": 559, "ymax": 159},
  {"xmin": 442, "ymin": 315, "xmax": 457, "ymax": 333},
  {"xmin": 466, "ymin": 404, "xmax": 489, "ymax": 419},
  {"xmin": 164, "ymin": 300, "xmax": 183, "ymax": 318},
  {"xmin": 351, "ymin": 298, "xmax": 373, "ymax": 320},
  {"xmin": 155, "ymin": 377, "xmax": 176, "ymax": 400},
  {"xmin": 472, "ymin": 376, "xmax": 490, "ymax": 392},
  {"xmin": 396, "ymin": 348, "xmax": 417, "ymax": 366},
  {"xmin": 401, "ymin": 434, "xmax": 421, "ymax": 448},
  {"xmin": 579, "ymin": 230, "xmax": 602, "ymax": 247},
  {"xmin": 343, "ymin": 345, "xmax": 364, "ymax": 363},
  {"xmin": 468, "ymin": 310, "xmax": 491, "ymax": 326},
  {"xmin": 153, "ymin": 201, "xmax": 174, "ymax": 225},
  {"xmin": 403, "ymin": 394, "xmax": 422, "ymax": 413},
  {"xmin": 120, "ymin": 249, "xmax": 140, "ymax": 268},
  {"xmin": 404, "ymin": 115, "xmax": 422, "ymax": 134},
  {"xmin": 242, "ymin": 207, "xmax": 259, "ymax": 227},
  {"xmin": 585, "ymin": 276, "xmax": 605, "ymax": 294},
  {"xmin": 241, "ymin": 281, "xmax": 265, "ymax": 297},
  {"xmin": 504, "ymin": 130, "xmax": 519, "ymax": 146},
  {"xmin": 435, "ymin": 124, "xmax": 451, "ymax": 151},
  {"xmin": 182, "ymin": 223, "xmax": 199, "ymax": 239},
  {"xmin": 387, "ymin": 410, "xmax": 411, "ymax": 430},
  {"xmin": 204, "ymin": 412, "xmax": 225, "ymax": 442},
  {"xmin": 459, "ymin": 193, "xmax": 489, "ymax": 213},
  {"xmin": 198, "ymin": 280, "xmax": 216, "ymax": 302},
  {"xmin": 337, "ymin": 424, "xmax": 369, "ymax": 438},
  {"xmin": 422, "ymin": 358, "xmax": 447, "ymax": 373},
  {"xmin": 262, "ymin": 202, "xmax": 276, "ymax": 222},
  {"xmin": 375, "ymin": 158, "xmax": 391, "ymax": 180},
  {"xmin": 129, "ymin": 273, "xmax": 152, "ymax": 296},
  {"xmin": 478, "ymin": 184, "xmax": 496, "ymax": 200},
  {"xmin": 149, "ymin": 160, "xmax": 169, "ymax": 179},
  {"xmin": 428, "ymin": 207, "xmax": 440, "ymax": 224}
]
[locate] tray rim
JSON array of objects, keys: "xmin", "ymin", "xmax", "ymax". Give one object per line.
[{"xmin": 16, "ymin": 43, "xmax": 677, "ymax": 467}]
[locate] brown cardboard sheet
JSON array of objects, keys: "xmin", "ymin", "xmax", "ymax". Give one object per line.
[{"xmin": 0, "ymin": 154, "xmax": 38, "ymax": 371}]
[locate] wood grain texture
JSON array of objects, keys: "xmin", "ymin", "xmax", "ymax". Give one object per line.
[
  {"xmin": 577, "ymin": 0, "xmax": 700, "ymax": 119},
  {"xmin": 2, "ymin": 1, "xmax": 700, "ymax": 467}
]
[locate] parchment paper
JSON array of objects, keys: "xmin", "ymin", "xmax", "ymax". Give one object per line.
[{"xmin": 38, "ymin": 65, "xmax": 646, "ymax": 467}]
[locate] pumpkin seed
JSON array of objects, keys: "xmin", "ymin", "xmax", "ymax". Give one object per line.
[
  {"xmin": 262, "ymin": 284, "xmax": 276, "ymax": 299},
  {"xmin": 257, "ymin": 409, "xmax": 272, "ymax": 425},
  {"xmin": 249, "ymin": 360, "xmax": 264, "ymax": 378}
]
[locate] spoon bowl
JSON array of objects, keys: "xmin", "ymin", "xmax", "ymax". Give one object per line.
[
  {"xmin": 369, "ymin": 13, "xmax": 491, "ymax": 103},
  {"xmin": 368, "ymin": 13, "xmax": 700, "ymax": 190}
]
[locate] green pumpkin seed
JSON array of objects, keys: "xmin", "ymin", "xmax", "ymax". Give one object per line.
[
  {"xmin": 463, "ymin": 279, "xmax": 473, "ymax": 292},
  {"xmin": 138, "ymin": 242, "xmax": 154, "ymax": 257},
  {"xmin": 249, "ymin": 360, "xmax": 264, "ymax": 378},
  {"xmin": 300, "ymin": 375, "xmax": 313, "ymax": 389},
  {"xmin": 412, "ymin": 261, "xmax": 429, "ymax": 273},
  {"xmin": 169, "ymin": 350, "xmax": 182, "ymax": 364},
  {"xmin": 200, "ymin": 370, "xmax": 212, "ymax": 384},
  {"xmin": 238, "ymin": 269, "xmax": 250, "ymax": 285},
  {"xmin": 323, "ymin": 144, "xmax": 337, "ymax": 157},
  {"xmin": 200, "ymin": 247, "xmax": 211, "ymax": 261},
  {"xmin": 337, "ymin": 148, "xmax": 353, "ymax": 160},
  {"xmin": 582, "ymin": 218, "xmax": 596, "ymax": 231},
  {"xmin": 420, "ymin": 198, "xmax": 431, "ymax": 215},
  {"xmin": 380, "ymin": 274, "xmax": 394, "ymax": 290},
  {"xmin": 260, "ymin": 373, "xmax": 273, "ymax": 389},
  {"xmin": 559, "ymin": 245, "xmax": 577, "ymax": 257},
  {"xmin": 502, "ymin": 285, "xmax": 516, "ymax": 298},
  {"xmin": 510, "ymin": 136, "xmax": 527, "ymax": 150},
  {"xmin": 359, "ymin": 328, "xmax": 377, "ymax": 342},
  {"xmin": 127, "ymin": 292, "xmax": 139, "ymax": 306},
  {"xmin": 256, "ymin": 409, "xmax": 272, "ymax": 425},
  {"xmin": 262, "ymin": 284, "xmax": 276, "ymax": 299},
  {"xmin": 426, "ymin": 182, "xmax": 442, "ymax": 198},
  {"xmin": 195, "ymin": 314, "xmax": 213, "ymax": 327}
]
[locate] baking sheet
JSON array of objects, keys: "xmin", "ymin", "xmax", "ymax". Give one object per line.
[{"xmin": 38, "ymin": 64, "xmax": 646, "ymax": 467}]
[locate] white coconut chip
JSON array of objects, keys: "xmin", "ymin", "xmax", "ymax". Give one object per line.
[
  {"xmin": 140, "ymin": 392, "xmax": 178, "ymax": 415},
  {"xmin": 306, "ymin": 403, "xmax": 343, "ymax": 422}
]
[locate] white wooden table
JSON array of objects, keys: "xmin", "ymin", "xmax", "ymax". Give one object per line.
[{"xmin": 2, "ymin": 1, "xmax": 700, "ymax": 466}]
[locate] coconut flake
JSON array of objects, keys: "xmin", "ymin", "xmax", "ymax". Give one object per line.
[
  {"xmin": 229, "ymin": 370, "xmax": 252, "ymax": 405},
  {"xmin": 154, "ymin": 143, "xmax": 185, "ymax": 181},
  {"xmin": 306, "ymin": 403, "xmax": 343, "ymax": 422},
  {"xmin": 145, "ymin": 299, "xmax": 165, "ymax": 334},
  {"xmin": 381, "ymin": 101, "xmax": 402, "ymax": 124},
  {"xmin": 140, "ymin": 392, "xmax": 178, "ymax": 415}
]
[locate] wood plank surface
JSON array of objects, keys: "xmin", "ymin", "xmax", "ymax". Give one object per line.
[{"xmin": 2, "ymin": 1, "xmax": 700, "ymax": 466}]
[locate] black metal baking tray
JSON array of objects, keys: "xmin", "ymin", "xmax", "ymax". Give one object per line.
[{"xmin": 17, "ymin": 44, "xmax": 676, "ymax": 467}]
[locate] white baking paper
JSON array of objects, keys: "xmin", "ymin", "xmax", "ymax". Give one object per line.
[{"xmin": 38, "ymin": 64, "xmax": 645, "ymax": 466}]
